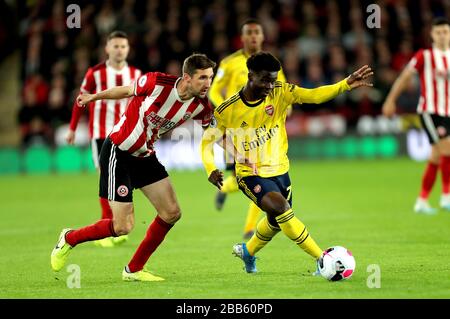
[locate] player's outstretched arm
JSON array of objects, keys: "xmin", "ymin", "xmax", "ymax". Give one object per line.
[
  {"xmin": 293, "ymin": 65, "xmax": 373, "ymax": 105},
  {"xmin": 77, "ymin": 85, "xmax": 134, "ymax": 106},
  {"xmin": 382, "ymin": 67, "xmax": 415, "ymax": 117},
  {"xmin": 346, "ymin": 65, "xmax": 374, "ymax": 89}
]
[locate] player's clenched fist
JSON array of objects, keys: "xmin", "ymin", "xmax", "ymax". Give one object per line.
[
  {"xmin": 77, "ymin": 93, "xmax": 95, "ymax": 106},
  {"xmin": 208, "ymin": 169, "xmax": 224, "ymax": 190}
]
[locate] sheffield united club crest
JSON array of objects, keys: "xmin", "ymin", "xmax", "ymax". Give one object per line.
[{"xmin": 117, "ymin": 185, "xmax": 129, "ymax": 197}]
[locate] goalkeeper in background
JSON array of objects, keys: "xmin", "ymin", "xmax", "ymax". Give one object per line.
[{"xmin": 209, "ymin": 18, "xmax": 290, "ymax": 239}]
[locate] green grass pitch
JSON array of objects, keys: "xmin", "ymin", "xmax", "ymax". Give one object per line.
[{"xmin": 1, "ymin": 158, "xmax": 450, "ymax": 298}]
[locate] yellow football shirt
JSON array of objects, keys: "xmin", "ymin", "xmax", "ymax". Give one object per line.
[
  {"xmin": 209, "ymin": 49, "xmax": 287, "ymax": 108},
  {"xmin": 202, "ymin": 79, "xmax": 351, "ymax": 178}
]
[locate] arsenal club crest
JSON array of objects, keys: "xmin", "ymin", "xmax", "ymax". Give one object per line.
[{"xmin": 265, "ymin": 105, "xmax": 274, "ymax": 116}]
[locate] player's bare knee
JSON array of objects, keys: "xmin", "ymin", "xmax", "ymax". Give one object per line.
[
  {"xmin": 271, "ymin": 202, "xmax": 290, "ymax": 216},
  {"xmin": 113, "ymin": 221, "xmax": 133, "ymax": 236},
  {"xmin": 437, "ymin": 140, "xmax": 450, "ymax": 156},
  {"xmin": 168, "ymin": 211, "xmax": 182, "ymax": 224},
  {"xmin": 430, "ymin": 145, "xmax": 440, "ymax": 163},
  {"xmin": 114, "ymin": 227, "xmax": 130, "ymax": 236},
  {"xmin": 261, "ymin": 192, "xmax": 290, "ymax": 216},
  {"xmin": 112, "ymin": 208, "xmax": 135, "ymax": 235},
  {"xmin": 160, "ymin": 205, "xmax": 181, "ymax": 224}
]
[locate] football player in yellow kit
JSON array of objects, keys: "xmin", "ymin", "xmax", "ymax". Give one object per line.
[
  {"xmin": 202, "ymin": 52, "xmax": 373, "ymax": 273},
  {"xmin": 209, "ymin": 18, "xmax": 290, "ymax": 239}
]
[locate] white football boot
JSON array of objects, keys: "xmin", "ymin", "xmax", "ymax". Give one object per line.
[
  {"xmin": 414, "ymin": 198, "xmax": 437, "ymax": 215},
  {"xmin": 440, "ymin": 194, "xmax": 450, "ymax": 211}
]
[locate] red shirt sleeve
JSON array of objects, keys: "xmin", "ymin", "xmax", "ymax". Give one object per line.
[
  {"xmin": 133, "ymin": 72, "xmax": 157, "ymax": 96},
  {"xmin": 69, "ymin": 68, "xmax": 95, "ymax": 130},
  {"xmin": 69, "ymin": 100, "xmax": 84, "ymax": 131},
  {"xmin": 80, "ymin": 67, "xmax": 96, "ymax": 93},
  {"xmin": 407, "ymin": 49, "xmax": 424, "ymax": 73}
]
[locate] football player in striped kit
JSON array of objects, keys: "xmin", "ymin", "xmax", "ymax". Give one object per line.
[
  {"xmin": 66, "ymin": 31, "xmax": 141, "ymax": 246},
  {"xmin": 383, "ymin": 17, "xmax": 450, "ymax": 214},
  {"xmin": 52, "ymin": 53, "xmax": 216, "ymax": 282}
]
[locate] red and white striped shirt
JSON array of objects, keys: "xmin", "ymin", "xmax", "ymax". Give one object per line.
[
  {"xmin": 408, "ymin": 47, "xmax": 450, "ymax": 117},
  {"xmin": 110, "ymin": 72, "xmax": 213, "ymax": 157},
  {"xmin": 69, "ymin": 61, "xmax": 142, "ymax": 139}
]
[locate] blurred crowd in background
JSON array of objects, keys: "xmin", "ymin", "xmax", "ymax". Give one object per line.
[{"xmin": 13, "ymin": 0, "xmax": 450, "ymax": 146}]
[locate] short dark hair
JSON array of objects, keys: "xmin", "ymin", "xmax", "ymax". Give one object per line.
[
  {"xmin": 246, "ymin": 52, "xmax": 281, "ymax": 73},
  {"xmin": 182, "ymin": 53, "xmax": 216, "ymax": 76},
  {"xmin": 432, "ymin": 17, "xmax": 450, "ymax": 27},
  {"xmin": 240, "ymin": 18, "xmax": 262, "ymax": 33},
  {"xmin": 107, "ymin": 31, "xmax": 128, "ymax": 41}
]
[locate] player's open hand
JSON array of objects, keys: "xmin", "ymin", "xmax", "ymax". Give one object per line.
[
  {"xmin": 209, "ymin": 169, "xmax": 224, "ymax": 189},
  {"xmin": 77, "ymin": 93, "xmax": 94, "ymax": 106},
  {"xmin": 347, "ymin": 65, "xmax": 374, "ymax": 89}
]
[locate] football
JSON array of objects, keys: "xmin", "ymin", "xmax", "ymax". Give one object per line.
[{"xmin": 318, "ymin": 246, "xmax": 356, "ymax": 281}]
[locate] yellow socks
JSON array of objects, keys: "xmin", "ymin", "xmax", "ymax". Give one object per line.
[
  {"xmin": 275, "ymin": 209, "xmax": 323, "ymax": 259},
  {"xmin": 246, "ymin": 216, "xmax": 280, "ymax": 256},
  {"xmin": 243, "ymin": 202, "xmax": 263, "ymax": 234},
  {"xmin": 221, "ymin": 175, "xmax": 239, "ymax": 193}
]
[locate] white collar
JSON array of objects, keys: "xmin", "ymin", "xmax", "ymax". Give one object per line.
[
  {"xmin": 432, "ymin": 45, "xmax": 450, "ymax": 54},
  {"xmin": 106, "ymin": 60, "xmax": 128, "ymax": 73}
]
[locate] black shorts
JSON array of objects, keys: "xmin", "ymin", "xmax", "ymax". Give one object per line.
[
  {"xmin": 99, "ymin": 137, "xmax": 169, "ymax": 202},
  {"xmin": 237, "ymin": 172, "xmax": 292, "ymax": 208},
  {"xmin": 420, "ymin": 113, "xmax": 450, "ymax": 144},
  {"xmin": 91, "ymin": 138, "xmax": 105, "ymax": 169}
]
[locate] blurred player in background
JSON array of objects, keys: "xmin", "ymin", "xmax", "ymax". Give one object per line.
[
  {"xmin": 209, "ymin": 18, "xmax": 290, "ymax": 239},
  {"xmin": 66, "ymin": 31, "xmax": 141, "ymax": 246},
  {"xmin": 383, "ymin": 17, "xmax": 450, "ymax": 214},
  {"xmin": 202, "ymin": 52, "xmax": 373, "ymax": 273},
  {"xmin": 51, "ymin": 53, "xmax": 215, "ymax": 282}
]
